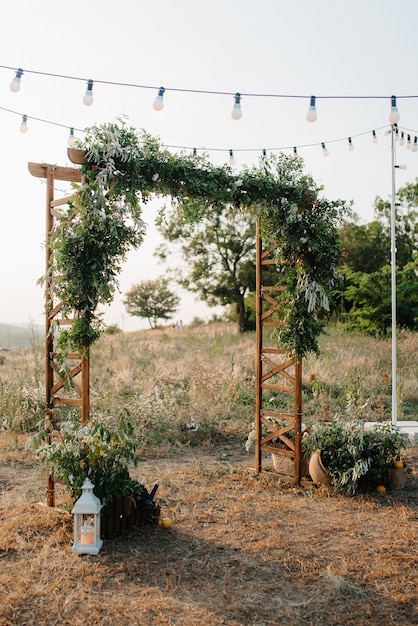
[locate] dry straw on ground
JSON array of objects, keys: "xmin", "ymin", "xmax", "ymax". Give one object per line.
[
  {"xmin": 1, "ymin": 430, "xmax": 418, "ymax": 626},
  {"xmin": 1, "ymin": 324, "xmax": 418, "ymax": 625}
]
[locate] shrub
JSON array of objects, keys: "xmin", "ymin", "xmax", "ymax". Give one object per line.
[
  {"xmin": 32, "ymin": 411, "xmax": 147, "ymax": 504},
  {"xmin": 303, "ymin": 418, "xmax": 405, "ymax": 494}
]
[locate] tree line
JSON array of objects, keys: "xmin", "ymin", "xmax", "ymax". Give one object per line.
[{"xmin": 123, "ymin": 178, "xmax": 418, "ymax": 336}]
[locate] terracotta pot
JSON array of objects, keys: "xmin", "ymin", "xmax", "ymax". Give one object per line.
[
  {"xmin": 67, "ymin": 147, "xmax": 86, "ymax": 165},
  {"xmin": 309, "ymin": 450, "xmax": 331, "ymax": 486}
]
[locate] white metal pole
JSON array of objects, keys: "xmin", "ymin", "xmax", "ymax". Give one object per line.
[{"xmin": 390, "ymin": 125, "xmax": 397, "ymax": 427}]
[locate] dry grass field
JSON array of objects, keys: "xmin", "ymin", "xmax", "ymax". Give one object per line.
[{"xmin": 1, "ymin": 323, "xmax": 418, "ymax": 625}]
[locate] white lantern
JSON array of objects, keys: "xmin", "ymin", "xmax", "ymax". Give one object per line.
[{"xmin": 72, "ymin": 478, "xmax": 103, "ymax": 555}]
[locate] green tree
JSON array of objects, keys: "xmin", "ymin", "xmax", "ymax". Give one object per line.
[
  {"xmin": 156, "ymin": 204, "xmax": 258, "ymax": 333},
  {"xmin": 373, "ymin": 192, "xmax": 418, "ymax": 269},
  {"xmin": 337, "ymin": 185, "xmax": 418, "ymax": 333},
  {"xmin": 342, "ymin": 255, "xmax": 418, "ymax": 335},
  {"xmin": 339, "ymin": 215, "xmax": 390, "ymax": 273},
  {"xmin": 123, "ymin": 278, "xmax": 180, "ymax": 329},
  {"xmin": 340, "ymin": 188, "xmax": 418, "ymax": 275}
]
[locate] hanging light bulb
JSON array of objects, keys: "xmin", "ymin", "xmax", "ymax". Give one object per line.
[
  {"xmin": 412, "ymin": 137, "xmax": 417, "ymax": 153},
  {"xmin": 83, "ymin": 79, "xmax": 94, "ymax": 105},
  {"xmin": 321, "ymin": 142, "xmax": 329, "ymax": 157},
  {"xmin": 389, "ymin": 95, "xmax": 400, "ymax": 124},
  {"xmin": 10, "ymin": 68, "xmax": 23, "ymax": 93},
  {"xmin": 231, "ymin": 93, "xmax": 242, "ymax": 120},
  {"xmin": 229, "ymin": 149, "xmax": 236, "ymax": 166},
  {"xmin": 68, "ymin": 127, "xmax": 76, "ymax": 146},
  {"xmin": 293, "ymin": 146, "xmax": 298, "ymax": 156},
  {"xmin": 153, "ymin": 87, "xmax": 165, "ymax": 111},
  {"xmin": 19, "ymin": 114, "xmax": 28, "ymax": 133},
  {"xmin": 348, "ymin": 137, "xmax": 354, "ymax": 151},
  {"xmin": 372, "ymin": 130, "xmax": 378, "ymax": 143},
  {"xmin": 306, "ymin": 96, "xmax": 317, "ymax": 122},
  {"xmin": 399, "ymin": 131, "xmax": 405, "ymax": 146}
]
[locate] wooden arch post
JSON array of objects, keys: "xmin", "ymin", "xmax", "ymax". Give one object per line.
[
  {"xmin": 28, "ymin": 162, "xmax": 89, "ymax": 507},
  {"xmin": 254, "ymin": 222, "xmax": 303, "ymax": 484}
]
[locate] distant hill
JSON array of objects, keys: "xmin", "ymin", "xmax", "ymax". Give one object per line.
[{"xmin": 0, "ymin": 324, "xmax": 43, "ymax": 350}]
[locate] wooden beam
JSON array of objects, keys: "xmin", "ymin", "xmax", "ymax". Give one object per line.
[
  {"xmin": 50, "ymin": 196, "xmax": 75, "ymax": 207},
  {"xmin": 53, "ymin": 398, "xmax": 82, "ymax": 407},
  {"xmin": 28, "ymin": 162, "xmax": 82, "ymax": 183},
  {"xmin": 254, "ymin": 225, "xmax": 262, "ymax": 474}
]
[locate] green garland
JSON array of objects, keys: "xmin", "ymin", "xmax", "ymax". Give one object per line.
[{"xmin": 45, "ymin": 121, "xmax": 350, "ymax": 360}]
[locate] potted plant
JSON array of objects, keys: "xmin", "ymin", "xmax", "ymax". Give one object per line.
[
  {"xmin": 32, "ymin": 411, "xmax": 159, "ymax": 536},
  {"xmin": 302, "ymin": 417, "xmax": 406, "ymax": 495}
]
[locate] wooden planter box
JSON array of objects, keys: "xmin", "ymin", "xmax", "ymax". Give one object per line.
[{"xmin": 101, "ymin": 495, "xmax": 160, "ymax": 539}]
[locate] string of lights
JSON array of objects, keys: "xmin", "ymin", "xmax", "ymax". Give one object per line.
[
  {"xmin": 2, "ymin": 63, "xmax": 418, "ymax": 122},
  {"xmin": 2, "ymin": 101, "xmax": 418, "ymax": 164},
  {"xmin": 2, "ymin": 62, "xmax": 418, "ymax": 162}
]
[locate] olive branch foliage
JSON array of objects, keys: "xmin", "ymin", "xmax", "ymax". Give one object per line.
[
  {"xmin": 42, "ymin": 121, "xmax": 350, "ymax": 361},
  {"xmin": 303, "ymin": 418, "xmax": 405, "ymax": 495}
]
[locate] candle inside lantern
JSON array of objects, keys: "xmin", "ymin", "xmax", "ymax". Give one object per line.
[
  {"xmin": 72, "ymin": 478, "xmax": 103, "ymax": 555},
  {"xmin": 80, "ymin": 520, "xmax": 94, "ymax": 545}
]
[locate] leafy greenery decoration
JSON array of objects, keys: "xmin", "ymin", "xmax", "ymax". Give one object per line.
[
  {"xmin": 45, "ymin": 120, "xmax": 349, "ymax": 359},
  {"xmin": 34, "ymin": 411, "xmax": 147, "ymax": 504},
  {"xmin": 302, "ymin": 418, "xmax": 405, "ymax": 494}
]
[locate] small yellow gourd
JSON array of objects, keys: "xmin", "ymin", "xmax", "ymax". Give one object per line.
[
  {"xmin": 394, "ymin": 460, "xmax": 404, "ymax": 469},
  {"xmin": 160, "ymin": 517, "xmax": 173, "ymax": 529}
]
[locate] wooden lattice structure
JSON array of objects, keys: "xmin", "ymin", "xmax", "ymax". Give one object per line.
[
  {"xmin": 254, "ymin": 226, "xmax": 303, "ymax": 483},
  {"xmin": 28, "ymin": 156, "xmax": 304, "ymax": 504},
  {"xmin": 28, "ymin": 162, "xmax": 88, "ymax": 507}
]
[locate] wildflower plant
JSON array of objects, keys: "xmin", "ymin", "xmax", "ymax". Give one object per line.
[{"xmin": 34, "ymin": 411, "xmax": 146, "ymax": 504}]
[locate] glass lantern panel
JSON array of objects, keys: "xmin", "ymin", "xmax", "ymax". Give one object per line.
[{"xmin": 75, "ymin": 514, "xmax": 96, "ymax": 545}]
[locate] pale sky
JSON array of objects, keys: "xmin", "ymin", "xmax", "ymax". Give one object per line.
[{"xmin": 0, "ymin": 0, "xmax": 417, "ymax": 331}]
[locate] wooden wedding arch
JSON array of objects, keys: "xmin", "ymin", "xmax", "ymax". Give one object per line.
[
  {"xmin": 28, "ymin": 160, "xmax": 87, "ymax": 506},
  {"xmin": 29, "ymin": 149, "xmax": 306, "ymax": 506}
]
